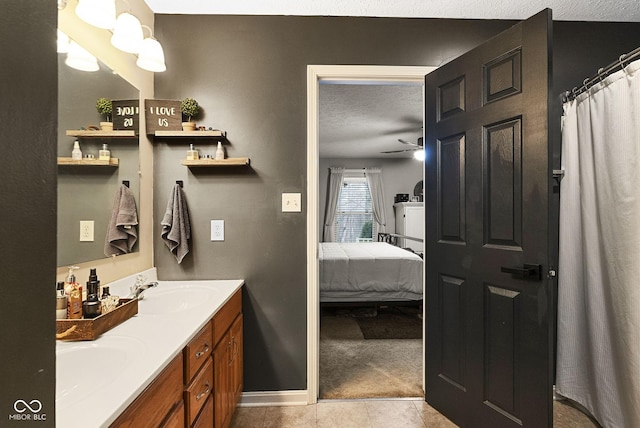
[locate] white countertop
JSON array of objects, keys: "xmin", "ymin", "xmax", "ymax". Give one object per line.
[{"xmin": 55, "ymin": 268, "xmax": 244, "ymax": 428}]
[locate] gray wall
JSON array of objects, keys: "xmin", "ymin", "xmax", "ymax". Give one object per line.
[
  {"xmin": 0, "ymin": 1, "xmax": 57, "ymax": 425},
  {"xmin": 153, "ymin": 14, "xmax": 640, "ymax": 392},
  {"xmin": 318, "ymin": 158, "xmax": 423, "ymax": 239}
]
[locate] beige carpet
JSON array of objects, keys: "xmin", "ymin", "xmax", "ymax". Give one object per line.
[{"xmin": 319, "ymin": 309, "xmax": 423, "ymax": 399}]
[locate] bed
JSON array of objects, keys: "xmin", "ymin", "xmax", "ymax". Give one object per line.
[{"xmin": 319, "ymin": 242, "xmax": 423, "ymax": 303}]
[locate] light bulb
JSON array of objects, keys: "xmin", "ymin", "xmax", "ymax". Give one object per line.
[
  {"xmin": 136, "ymin": 38, "xmax": 166, "ymax": 72},
  {"xmin": 413, "ymin": 150, "xmax": 425, "ymax": 161},
  {"xmin": 75, "ymin": 0, "xmax": 116, "ymax": 30},
  {"xmin": 65, "ymin": 41, "xmax": 99, "ymax": 72},
  {"xmin": 111, "ymin": 13, "xmax": 144, "ymax": 54}
]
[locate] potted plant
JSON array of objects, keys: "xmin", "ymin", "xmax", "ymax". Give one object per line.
[
  {"xmin": 96, "ymin": 97, "xmax": 113, "ymax": 131},
  {"xmin": 181, "ymin": 98, "xmax": 200, "ymax": 131}
]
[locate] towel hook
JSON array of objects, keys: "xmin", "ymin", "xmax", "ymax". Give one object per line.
[
  {"xmin": 176, "ymin": 180, "xmax": 183, "ymax": 188},
  {"xmin": 122, "ymin": 180, "xmax": 130, "ymax": 188}
]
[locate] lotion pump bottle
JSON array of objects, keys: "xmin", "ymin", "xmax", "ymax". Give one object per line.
[
  {"xmin": 99, "ymin": 143, "xmax": 110, "ymax": 161},
  {"xmin": 215, "ymin": 141, "xmax": 225, "ymax": 160},
  {"xmin": 56, "ymin": 281, "xmax": 68, "ymax": 320},
  {"xmin": 71, "ymin": 140, "xmax": 82, "ymax": 160},
  {"xmin": 65, "ymin": 267, "xmax": 82, "ymax": 319}
]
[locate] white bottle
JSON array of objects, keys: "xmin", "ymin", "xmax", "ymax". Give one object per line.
[
  {"xmin": 71, "ymin": 140, "xmax": 82, "ymax": 160},
  {"xmin": 215, "ymin": 141, "xmax": 224, "ymax": 160}
]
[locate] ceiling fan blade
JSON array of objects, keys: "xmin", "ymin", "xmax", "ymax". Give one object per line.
[
  {"xmin": 381, "ymin": 147, "xmax": 419, "ymax": 154},
  {"xmin": 397, "ymin": 138, "xmax": 420, "ymax": 147}
]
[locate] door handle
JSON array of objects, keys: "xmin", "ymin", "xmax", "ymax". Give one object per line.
[{"xmin": 500, "ymin": 264, "xmax": 542, "ymax": 280}]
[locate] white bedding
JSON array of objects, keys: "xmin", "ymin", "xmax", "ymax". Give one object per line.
[{"xmin": 319, "ymin": 242, "xmax": 423, "ymax": 302}]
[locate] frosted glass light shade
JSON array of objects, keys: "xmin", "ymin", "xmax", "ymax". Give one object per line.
[
  {"xmin": 75, "ymin": 0, "xmax": 116, "ymax": 29},
  {"xmin": 111, "ymin": 13, "xmax": 144, "ymax": 54},
  {"xmin": 65, "ymin": 41, "xmax": 99, "ymax": 72},
  {"xmin": 57, "ymin": 29, "xmax": 70, "ymax": 53},
  {"xmin": 136, "ymin": 38, "xmax": 166, "ymax": 72}
]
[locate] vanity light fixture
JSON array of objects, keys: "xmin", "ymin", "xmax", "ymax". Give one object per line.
[
  {"xmin": 111, "ymin": 12, "xmax": 143, "ymax": 54},
  {"xmin": 136, "ymin": 25, "xmax": 166, "ymax": 72},
  {"xmin": 75, "ymin": 0, "xmax": 117, "ymax": 30},
  {"xmin": 65, "ymin": 40, "xmax": 99, "ymax": 72}
]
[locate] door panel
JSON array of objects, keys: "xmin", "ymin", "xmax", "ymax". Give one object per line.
[{"xmin": 425, "ymin": 9, "xmax": 552, "ymax": 428}]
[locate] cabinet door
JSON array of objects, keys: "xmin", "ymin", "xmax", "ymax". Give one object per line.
[
  {"xmin": 230, "ymin": 315, "xmax": 243, "ymax": 405},
  {"xmin": 214, "ymin": 330, "xmax": 232, "ymax": 428}
]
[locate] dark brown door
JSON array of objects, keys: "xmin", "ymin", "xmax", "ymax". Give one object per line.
[{"xmin": 424, "ymin": 10, "xmax": 553, "ymax": 428}]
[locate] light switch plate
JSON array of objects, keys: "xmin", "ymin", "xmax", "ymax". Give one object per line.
[
  {"xmin": 80, "ymin": 220, "xmax": 94, "ymax": 242},
  {"xmin": 282, "ymin": 193, "xmax": 301, "ymax": 212},
  {"xmin": 211, "ymin": 220, "xmax": 224, "ymax": 241}
]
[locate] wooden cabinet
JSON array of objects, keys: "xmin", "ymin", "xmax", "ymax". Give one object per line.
[
  {"xmin": 213, "ymin": 290, "xmax": 243, "ymax": 428},
  {"xmin": 112, "ymin": 287, "xmax": 243, "ymax": 428},
  {"xmin": 110, "ymin": 354, "xmax": 184, "ymax": 427}
]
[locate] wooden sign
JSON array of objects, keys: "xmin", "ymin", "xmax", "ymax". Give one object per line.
[
  {"xmin": 145, "ymin": 99, "xmax": 181, "ymax": 134},
  {"xmin": 112, "ymin": 99, "xmax": 140, "ymax": 134}
]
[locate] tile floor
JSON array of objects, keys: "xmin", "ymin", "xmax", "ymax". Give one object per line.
[{"xmin": 230, "ymin": 398, "xmax": 599, "ymax": 427}]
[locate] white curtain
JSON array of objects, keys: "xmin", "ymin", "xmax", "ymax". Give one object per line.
[
  {"xmin": 365, "ymin": 168, "xmax": 387, "ymax": 235},
  {"xmin": 557, "ymin": 58, "xmax": 640, "ymax": 428},
  {"xmin": 323, "ymin": 167, "xmax": 344, "ymax": 242}
]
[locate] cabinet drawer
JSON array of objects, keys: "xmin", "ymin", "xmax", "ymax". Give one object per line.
[
  {"xmin": 111, "ymin": 354, "xmax": 183, "ymax": 427},
  {"xmin": 192, "ymin": 395, "xmax": 213, "ymax": 428},
  {"xmin": 213, "ymin": 289, "xmax": 242, "ymax": 346},
  {"xmin": 184, "ymin": 322, "xmax": 213, "ymax": 383},
  {"xmin": 184, "ymin": 356, "xmax": 213, "ymax": 425}
]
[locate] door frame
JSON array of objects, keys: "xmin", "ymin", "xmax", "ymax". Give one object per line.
[{"xmin": 306, "ymin": 65, "xmax": 436, "ymax": 404}]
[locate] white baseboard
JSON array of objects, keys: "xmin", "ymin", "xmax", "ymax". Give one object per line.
[{"xmin": 239, "ymin": 390, "xmax": 310, "ymax": 407}]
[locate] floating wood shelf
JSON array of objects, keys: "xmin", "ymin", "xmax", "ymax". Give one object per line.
[
  {"xmin": 57, "ymin": 157, "xmax": 119, "ymax": 166},
  {"xmin": 181, "ymin": 157, "xmax": 250, "ymax": 167},
  {"xmin": 66, "ymin": 130, "xmax": 136, "ymax": 138},
  {"xmin": 155, "ymin": 130, "xmax": 226, "ymax": 138}
]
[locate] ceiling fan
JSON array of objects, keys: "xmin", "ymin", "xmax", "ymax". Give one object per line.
[{"xmin": 381, "ymin": 137, "xmax": 424, "ymax": 154}]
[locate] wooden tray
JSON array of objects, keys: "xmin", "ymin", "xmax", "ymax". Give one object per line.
[{"xmin": 56, "ymin": 298, "xmax": 138, "ymax": 341}]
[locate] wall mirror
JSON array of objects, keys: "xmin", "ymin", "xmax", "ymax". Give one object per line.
[{"xmin": 57, "ymin": 46, "xmax": 140, "ymax": 267}]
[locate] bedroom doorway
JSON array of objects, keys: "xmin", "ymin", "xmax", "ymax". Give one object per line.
[{"xmin": 306, "ymin": 65, "xmax": 436, "ymax": 404}]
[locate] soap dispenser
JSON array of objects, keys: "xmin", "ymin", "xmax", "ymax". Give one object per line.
[
  {"xmin": 65, "ymin": 266, "xmax": 82, "ymax": 319},
  {"xmin": 98, "ymin": 143, "xmax": 110, "ymax": 161},
  {"xmin": 71, "ymin": 140, "xmax": 82, "ymax": 160},
  {"xmin": 186, "ymin": 144, "xmax": 199, "ymax": 161},
  {"xmin": 56, "ymin": 281, "xmax": 67, "ymax": 320}
]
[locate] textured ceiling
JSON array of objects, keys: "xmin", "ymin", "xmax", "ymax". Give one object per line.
[
  {"xmin": 319, "ymin": 83, "xmax": 423, "ymax": 159},
  {"xmin": 143, "ymin": 0, "xmax": 640, "ymax": 22}
]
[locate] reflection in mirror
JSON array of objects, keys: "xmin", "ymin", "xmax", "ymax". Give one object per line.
[{"xmin": 57, "ymin": 49, "xmax": 140, "ymax": 267}]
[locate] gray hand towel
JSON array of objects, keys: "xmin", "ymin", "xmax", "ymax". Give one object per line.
[
  {"xmin": 104, "ymin": 184, "xmax": 139, "ymax": 256},
  {"xmin": 161, "ymin": 184, "xmax": 191, "ymax": 264}
]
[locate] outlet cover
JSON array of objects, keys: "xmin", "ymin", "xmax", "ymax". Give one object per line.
[
  {"xmin": 80, "ymin": 220, "xmax": 94, "ymax": 242},
  {"xmin": 211, "ymin": 220, "xmax": 224, "ymax": 241},
  {"xmin": 282, "ymin": 193, "xmax": 301, "ymax": 212}
]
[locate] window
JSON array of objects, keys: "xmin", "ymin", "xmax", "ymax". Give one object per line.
[{"xmin": 334, "ymin": 174, "xmax": 375, "ymax": 242}]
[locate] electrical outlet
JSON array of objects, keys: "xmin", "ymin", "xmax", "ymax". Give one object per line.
[
  {"xmin": 211, "ymin": 220, "xmax": 224, "ymax": 241},
  {"xmin": 80, "ymin": 220, "xmax": 94, "ymax": 242},
  {"xmin": 282, "ymin": 193, "xmax": 301, "ymax": 212}
]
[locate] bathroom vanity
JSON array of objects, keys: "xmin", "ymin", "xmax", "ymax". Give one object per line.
[{"xmin": 55, "ymin": 269, "xmax": 244, "ymax": 427}]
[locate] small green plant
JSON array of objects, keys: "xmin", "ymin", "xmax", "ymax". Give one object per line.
[
  {"xmin": 181, "ymin": 98, "xmax": 201, "ymax": 122},
  {"xmin": 96, "ymin": 97, "xmax": 113, "ymax": 121}
]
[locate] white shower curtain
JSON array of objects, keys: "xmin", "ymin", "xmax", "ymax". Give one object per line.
[{"xmin": 557, "ymin": 58, "xmax": 640, "ymax": 428}]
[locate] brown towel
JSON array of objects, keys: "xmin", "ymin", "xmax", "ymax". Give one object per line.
[
  {"xmin": 104, "ymin": 184, "xmax": 138, "ymax": 256},
  {"xmin": 161, "ymin": 184, "xmax": 191, "ymax": 263}
]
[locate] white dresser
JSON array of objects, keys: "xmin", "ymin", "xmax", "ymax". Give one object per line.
[{"xmin": 394, "ymin": 202, "xmax": 424, "ymax": 253}]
